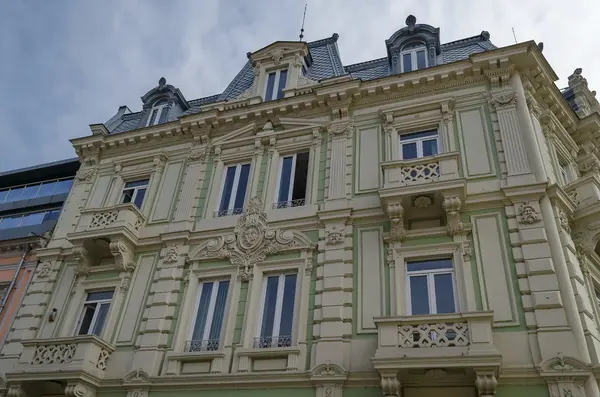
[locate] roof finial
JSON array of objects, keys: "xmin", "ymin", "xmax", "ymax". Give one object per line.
[
  {"xmin": 158, "ymin": 77, "xmax": 166, "ymax": 88},
  {"xmin": 299, "ymin": 3, "xmax": 307, "ymax": 41},
  {"xmin": 406, "ymin": 15, "xmax": 416, "ymax": 33}
]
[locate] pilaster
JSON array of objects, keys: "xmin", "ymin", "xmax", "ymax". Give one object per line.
[
  {"xmin": 313, "ymin": 209, "xmax": 352, "ymax": 370},
  {"xmin": 173, "ymin": 143, "xmax": 209, "ymax": 224},
  {"xmin": 144, "ymin": 154, "xmax": 167, "ymax": 217}
]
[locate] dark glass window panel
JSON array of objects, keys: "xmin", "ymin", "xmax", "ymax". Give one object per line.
[
  {"xmin": 278, "ymin": 156, "xmax": 294, "ymax": 203},
  {"xmin": 43, "ymin": 209, "xmax": 61, "ymax": 222},
  {"xmin": 219, "ymin": 167, "xmax": 237, "ymax": 211},
  {"xmin": 158, "ymin": 106, "xmax": 169, "ymax": 124},
  {"xmin": 416, "ymin": 50, "xmax": 427, "ymax": 70},
  {"xmin": 291, "ymin": 152, "xmax": 309, "ymax": 201},
  {"xmin": 133, "ymin": 188, "xmax": 147, "ymax": 208},
  {"xmin": 54, "ymin": 179, "xmax": 74, "ymax": 194},
  {"xmin": 124, "ymin": 180, "xmax": 149, "ymax": 189},
  {"xmin": 234, "ymin": 164, "xmax": 251, "ymax": 210},
  {"xmin": 279, "ymin": 274, "xmax": 297, "ymax": 337},
  {"xmin": 78, "ymin": 304, "xmax": 96, "ymax": 335},
  {"xmin": 20, "ymin": 185, "xmax": 40, "ymax": 200},
  {"xmin": 191, "ymin": 282, "xmax": 213, "ymax": 341},
  {"xmin": 434, "ymin": 273, "xmax": 456, "ymax": 313},
  {"xmin": 5, "ymin": 187, "xmax": 24, "ymax": 202},
  {"xmin": 121, "ymin": 189, "xmax": 134, "ymax": 204},
  {"xmin": 87, "ymin": 291, "xmax": 114, "ymax": 301},
  {"xmin": 403, "ymin": 53, "xmax": 412, "ymax": 72},
  {"xmin": 37, "ymin": 181, "xmax": 57, "ymax": 197},
  {"xmin": 277, "ymin": 70, "xmax": 288, "ymax": 99},
  {"xmin": 0, "ymin": 216, "xmax": 22, "ymax": 230},
  {"xmin": 422, "ymin": 139, "xmax": 438, "ymax": 157},
  {"xmin": 20, "ymin": 212, "xmax": 45, "ymax": 227},
  {"xmin": 148, "ymin": 108, "xmax": 159, "ymax": 126},
  {"xmin": 407, "ymin": 259, "xmax": 453, "ymax": 272},
  {"xmin": 209, "ymin": 281, "xmax": 230, "ymax": 340},
  {"xmin": 261, "ymin": 276, "xmax": 279, "ymax": 338},
  {"xmin": 409, "ymin": 275, "xmax": 430, "ymax": 315},
  {"xmin": 402, "ymin": 142, "xmax": 418, "ymax": 159},
  {"xmin": 0, "ymin": 190, "xmax": 7, "ymax": 203},
  {"xmin": 400, "ymin": 130, "xmax": 438, "ymax": 141},
  {"xmin": 91, "ymin": 303, "xmax": 110, "ymax": 336},
  {"xmin": 265, "ymin": 72, "xmax": 276, "ymax": 101}
]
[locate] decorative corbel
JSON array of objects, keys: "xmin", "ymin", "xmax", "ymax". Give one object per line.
[
  {"xmin": 380, "ymin": 372, "xmax": 400, "ymax": 397},
  {"xmin": 73, "ymin": 245, "xmax": 91, "ymax": 276},
  {"xmin": 443, "ymin": 196, "xmax": 464, "ymax": 237},
  {"xmin": 387, "ymin": 203, "xmax": 406, "ymax": 242},
  {"xmin": 475, "ymin": 371, "xmax": 498, "ymax": 397},
  {"xmin": 110, "ymin": 239, "xmax": 136, "ymax": 273}
]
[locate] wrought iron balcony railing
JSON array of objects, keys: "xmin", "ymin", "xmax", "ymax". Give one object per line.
[
  {"xmin": 185, "ymin": 339, "xmax": 220, "ymax": 352},
  {"xmin": 253, "ymin": 335, "xmax": 292, "ymax": 349}
]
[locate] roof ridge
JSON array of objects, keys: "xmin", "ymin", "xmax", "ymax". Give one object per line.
[
  {"xmin": 441, "ymin": 33, "xmax": 490, "ymax": 50},
  {"xmin": 307, "ymin": 33, "xmax": 339, "ymax": 47},
  {"xmin": 189, "ymin": 94, "xmax": 221, "ymax": 105},
  {"xmin": 344, "ymin": 57, "xmax": 388, "ymax": 71}
]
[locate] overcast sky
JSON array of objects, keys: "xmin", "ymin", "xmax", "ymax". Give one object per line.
[{"xmin": 1, "ymin": 0, "xmax": 598, "ymax": 172}]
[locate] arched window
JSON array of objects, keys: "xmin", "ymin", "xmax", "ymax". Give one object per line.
[
  {"xmin": 146, "ymin": 99, "xmax": 169, "ymax": 126},
  {"xmin": 400, "ymin": 42, "xmax": 427, "ymax": 73}
]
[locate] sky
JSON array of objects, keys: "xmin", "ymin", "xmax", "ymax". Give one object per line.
[{"xmin": 1, "ymin": 0, "xmax": 599, "ymax": 172}]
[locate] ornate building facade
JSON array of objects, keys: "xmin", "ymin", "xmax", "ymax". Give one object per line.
[{"xmin": 1, "ymin": 15, "xmax": 600, "ymax": 397}]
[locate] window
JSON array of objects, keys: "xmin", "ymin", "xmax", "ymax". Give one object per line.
[
  {"xmin": 400, "ymin": 130, "xmax": 439, "ymax": 160},
  {"xmin": 187, "ymin": 280, "xmax": 230, "ymax": 352},
  {"xmin": 255, "ymin": 273, "xmax": 297, "ymax": 348},
  {"xmin": 121, "ymin": 179, "xmax": 149, "ymax": 209},
  {"xmin": 406, "ymin": 258, "xmax": 457, "ymax": 315},
  {"xmin": 264, "ymin": 69, "xmax": 288, "ymax": 101},
  {"xmin": 75, "ymin": 291, "xmax": 113, "ymax": 337},
  {"xmin": 559, "ymin": 162, "xmax": 573, "ymax": 185},
  {"xmin": 216, "ymin": 163, "xmax": 251, "ymax": 217},
  {"xmin": 0, "ymin": 178, "xmax": 74, "ymax": 204},
  {"xmin": 274, "ymin": 152, "xmax": 309, "ymax": 208},
  {"xmin": 400, "ymin": 43, "xmax": 428, "ymax": 73},
  {"xmin": 0, "ymin": 209, "xmax": 61, "ymax": 230},
  {"xmin": 146, "ymin": 99, "xmax": 169, "ymax": 127}
]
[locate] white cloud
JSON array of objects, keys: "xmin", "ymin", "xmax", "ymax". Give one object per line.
[{"xmin": 1, "ymin": 0, "xmax": 598, "ymax": 171}]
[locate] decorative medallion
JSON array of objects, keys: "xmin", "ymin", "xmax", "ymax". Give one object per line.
[
  {"xmin": 163, "ymin": 245, "xmax": 180, "ymax": 264},
  {"xmin": 195, "ymin": 197, "xmax": 310, "ymax": 281},
  {"xmin": 37, "ymin": 262, "xmax": 53, "ymax": 278},
  {"xmin": 325, "ymin": 227, "xmax": 344, "ymax": 245},
  {"xmin": 414, "ymin": 195, "xmax": 432, "ymax": 208},
  {"xmin": 517, "ymin": 202, "xmax": 541, "ymax": 224}
]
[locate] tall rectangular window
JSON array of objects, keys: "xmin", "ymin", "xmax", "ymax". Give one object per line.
[
  {"xmin": 274, "ymin": 152, "xmax": 309, "ymax": 208},
  {"xmin": 216, "ymin": 163, "xmax": 250, "ymax": 217},
  {"xmin": 400, "ymin": 46, "xmax": 428, "ymax": 73},
  {"xmin": 75, "ymin": 291, "xmax": 114, "ymax": 337},
  {"xmin": 400, "ymin": 130, "xmax": 439, "ymax": 160},
  {"xmin": 187, "ymin": 280, "xmax": 230, "ymax": 352},
  {"xmin": 121, "ymin": 179, "xmax": 149, "ymax": 209},
  {"xmin": 255, "ymin": 273, "xmax": 297, "ymax": 348},
  {"xmin": 264, "ymin": 69, "xmax": 288, "ymax": 101},
  {"xmin": 406, "ymin": 259, "xmax": 456, "ymax": 315}
]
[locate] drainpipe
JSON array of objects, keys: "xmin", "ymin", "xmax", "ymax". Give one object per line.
[{"xmin": 0, "ymin": 244, "xmax": 29, "ymax": 315}]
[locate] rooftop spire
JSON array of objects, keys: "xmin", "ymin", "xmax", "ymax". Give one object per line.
[{"xmin": 299, "ymin": 3, "xmax": 307, "ymax": 41}]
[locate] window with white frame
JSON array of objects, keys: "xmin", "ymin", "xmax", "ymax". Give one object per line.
[
  {"xmin": 146, "ymin": 99, "xmax": 170, "ymax": 126},
  {"xmin": 187, "ymin": 279, "xmax": 230, "ymax": 352},
  {"xmin": 121, "ymin": 179, "xmax": 149, "ymax": 209},
  {"xmin": 400, "ymin": 43, "xmax": 428, "ymax": 73},
  {"xmin": 75, "ymin": 291, "xmax": 114, "ymax": 337},
  {"xmin": 264, "ymin": 69, "xmax": 288, "ymax": 101},
  {"xmin": 400, "ymin": 130, "xmax": 439, "ymax": 160},
  {"xmin": 274, "ymin": 152, "xmax": 309, "ymax": 208},
  {"xmin": 255, "ymin": 273, "xmax": 297, "ymax": 348},
  {"xmin": 406, "ymin": 258, "xmax": 457, "ymax": 315},
  {"xmin": 216, "ymin": 163, "xmax": 251, "ymax": 217},
  {"xmin": 559, "ymin": 161, "xmax": 573, "ymax": 185}
]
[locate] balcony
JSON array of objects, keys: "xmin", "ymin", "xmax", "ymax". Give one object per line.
[
  {"xmin": 67, "ymin": 203, "xmax": 145, "ymax": 273},
  {"xmin": 372, "ymin": 311, "xmax": 500, "ymax": 372},
  {"xmin": 7, "ymin": 335, "xmax": 114, "ymax": 384},
  {"xmin": 379, "ymin": 152, "xmax": 465, "ymax": 215},
  {"xmin": 564, "ymin": 173, "xmax": 600, "ymax": 219}
]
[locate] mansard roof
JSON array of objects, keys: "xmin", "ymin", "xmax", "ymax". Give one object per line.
[{"xmin": 103, "ymin": 17, "xmax": 496, "ymax": 135}]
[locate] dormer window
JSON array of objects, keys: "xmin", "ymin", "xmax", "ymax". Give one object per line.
[
  {"xmin": 265, "ymin": 69, "xmax": 288, "ymax": 101},
  {"xmin": 401, "ymin": 43, "xmax": 427, "ymax": 73},
  {"xmin": 146, "ymin": 99, "xmax": 169, "ymax": 126}
]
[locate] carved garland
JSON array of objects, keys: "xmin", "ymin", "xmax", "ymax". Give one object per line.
[{"xmin": 194, "ymin": 197, "xmax": 311, "ymax": 281}]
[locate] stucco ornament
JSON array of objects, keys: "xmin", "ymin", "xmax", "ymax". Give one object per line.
[
  {"xmin": 269, "ymin": 48, "xmax": 285, "ymax": 65},
  {"xmin": 325, "ymin": 227, "xmax": 344, "ymax": 245},
  {"xmin": 489, "ymin": 91, "xmax": 517, "ymax": 110},
  {"xmin": 195, "ymin": 197, "xmax": 303, "ymax": 281},
  {"xmin": 76, "ymin": 168, "xmax": 96, "ymax": 183},
  {"xmin": 327, "ymin": 122, "xmax": 353, "ymax": 138},
  {"xmin": 37, "ymin": 261, "xmax": 53, "ymax": 278},
  {"xmin": 558, "ymin": 210, "xmax": 571, "ymax": 233},
  {"xmin": 517, "ymin": 202, "xmax": 541, "ymax": 224},
  {"xmin": 163, "ymin": 245, "xmax": 180, "ymax": 264}
]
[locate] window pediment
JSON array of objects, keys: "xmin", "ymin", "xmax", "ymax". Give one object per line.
[{"xmin": 249, "ymin": 41, "xmax": 312, "ymax": 67}]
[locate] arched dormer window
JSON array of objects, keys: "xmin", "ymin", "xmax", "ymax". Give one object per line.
[
  {"xmin": 400, "ymin": 42, "xmax": 427, "ymax": 73},
  {"xmin": 146, "ymin": 99, "xmax": 169, "ymax": 127}
]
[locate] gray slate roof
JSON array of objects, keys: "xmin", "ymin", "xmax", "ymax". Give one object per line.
[{"xmin": 107, "ymin": 31, "xmax": 496, "ymax": 135}]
